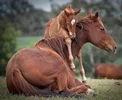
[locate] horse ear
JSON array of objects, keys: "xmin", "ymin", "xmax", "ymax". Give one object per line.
[
  {"xmin": 94, "ymin": 12, "xmax": 99, "ymax": 19},
  {"xmin": 87, "ymin": 9, "xmax": 91, "ymax": 16},
  {"xmin": 67, "ymin": 4, "xmax": 72, "ymax": 9},
  {"xmin": 74, "ymin": 9, "xmax": 81, "ymax": 15},
  {"xmin": 64, "ymin": 5, "xmax": 72, "ymax": 16},
  {"xmin": 64, "ymin": 10, "xmax": 70, "ymax": 16}
]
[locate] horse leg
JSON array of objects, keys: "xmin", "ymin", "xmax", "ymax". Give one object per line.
[
  {"xmin": 52, "ymin": 72, "xmax": 94, "ymax": 96},
  {"xmin": 77, "ymin": 50, "xmax": 87, "ymax": 83},
  {"xmin": 69, "ymin": 84, "xmax": 94, "ymax": 95},
  {"xmin": 75, "ymin": 78, "xmax": 91, "ymax": 89},
  {"xmin": 65, "ymin": 38, "xmax": 75, "ymax": 71}
]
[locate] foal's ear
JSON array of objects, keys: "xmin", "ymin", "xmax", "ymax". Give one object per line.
[
  {"xmin": 87, "ymin": 9, "xmax": 91, "ymax": 16},
  {"xmin": 74, "ymin": 9, "xmax": 81, "ymax": 15},
  {"xmin": 67, "ymin": 4, "xmax": 72, "ymax": 9},
  {"xmin": 94, "ymin": 12, "xmax": 99, "ymax": 19},
  {"xmin": 64, "ymin": 5, "xmax": 72, "ymax": 16},
  {"xmin": 64, "ymin": 10, "xmax": 70, "ymax": 16}
]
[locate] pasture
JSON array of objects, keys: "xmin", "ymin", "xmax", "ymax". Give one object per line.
[{"xmin": 0, "ymin": 77, "xmax": 122, "ymax": 100}]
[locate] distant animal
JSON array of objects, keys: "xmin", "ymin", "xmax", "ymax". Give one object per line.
[
  {"xmin": 6, "ymin": 10, "xmax": 117, "ymax": 97},
  {"xmin": 44, "ymin": 9, "xmax": 117, "ymax": 83},
  {"xmin": 44, "ymin": 5, "xmax": 81, "ymax": 71},
  {"xmin": 94, "ymin": 64, "xmax": 122, "ymax": 79}
]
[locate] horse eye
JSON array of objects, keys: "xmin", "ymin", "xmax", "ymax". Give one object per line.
[{"xmin": 101, "ymin": 28, "xmax": 104, "ymax": 31}]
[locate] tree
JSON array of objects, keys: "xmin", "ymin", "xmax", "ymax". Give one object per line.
[{"xmin": 0, "ymin": 18, "xmax": 20, "ymax": 76}]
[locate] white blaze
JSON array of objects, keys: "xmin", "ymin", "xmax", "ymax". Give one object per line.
[
  {"xmin": 69, "ymin": 32, "xmax": 72, "ymax": 35},
  {"xmin": 71, "ymin": 19, "xmax": 75, "ymax": 25}
]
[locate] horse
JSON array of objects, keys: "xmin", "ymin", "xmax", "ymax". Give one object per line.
[
  {"xmin": 6, "ymin": 10, "xmax": 117, "ymax": 97},
  {"xmin": 94, "ymin": 64, "xmax": 122, "ymax": 79},
  {"xmin": 44, "ymin": 5, "xmax": 81, "ymax": 71},
  {"xmin": 44, "ymin": 9, "xmax": 117, "ymax": 82}
]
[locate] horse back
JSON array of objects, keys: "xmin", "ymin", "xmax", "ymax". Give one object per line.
[{"xmin": 96, "ymin": 64, "xmax": 122, "ymax": 79}]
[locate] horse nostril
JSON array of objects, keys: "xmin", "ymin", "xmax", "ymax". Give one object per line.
[
  {"xmin": 114, "ymin": 46, "xmax": 117, "ymax": 50},
  {"xmin": 114, "ymin": 46, "xmax": 117, "ymax": 53}
]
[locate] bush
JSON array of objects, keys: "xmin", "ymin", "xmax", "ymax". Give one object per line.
[{"xmin": 0, "ymin": 18, "xmax": 20, "ymax": 76}]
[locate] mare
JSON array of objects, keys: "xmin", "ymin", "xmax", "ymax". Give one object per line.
[
  {"xmin": 44, "ymin": 10, "xmax": 117, "ymax": 82},
  {"xmin": 44, "ymin": 5, "xmax": 81, "ymax": 71},
  {"xmin": 6, "ymin": 11, "xmax": 117, "ymax": 97},
  {"xmin": 95, "ymin": 64, "xmax": 122, "ymax": 79}
]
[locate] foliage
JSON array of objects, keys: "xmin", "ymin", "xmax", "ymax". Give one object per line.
[
  {"xmin": 0, "ymin": 18, "xmax": 20, "ymax": 75},
  {"xmin": 0, "ymin": 77, "xmax": 122, "ymax": 100},
  {"xmin": 11, "ymin": 10, "xmax": 50, "ymax": 36},
  {"xmin": 0, "ymin": 0, "xmax": 34, "ymax": 17}
]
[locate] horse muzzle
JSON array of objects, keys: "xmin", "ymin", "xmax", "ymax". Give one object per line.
[
  {"xmin": 69, "ymin": 32, "xmax": 76, "ymax": 39},
  {"xmin": 107, "ymin": 45, "xmax": 117, "ymax": 54}
]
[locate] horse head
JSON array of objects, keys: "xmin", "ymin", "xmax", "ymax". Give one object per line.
[
  {"xmin": 64, "ymin": 5, "xmax": 81, "ymax": 39},
  {"xmin": 76, "ymin": 10, "xmax": 117, "ymax": 54}
]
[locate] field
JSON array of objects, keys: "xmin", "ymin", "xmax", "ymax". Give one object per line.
[
  {"xmin": 16, "ymin": 36, "xmax": 43, "ymax": 51},
  {"xmin": 0, "ymin": 77, "xmax": 122, "ymax": 100}
]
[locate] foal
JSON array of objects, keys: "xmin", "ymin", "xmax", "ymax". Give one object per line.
[{"xmin": 44, "ymin": 5, "xmax": 81, "ymax": 70}]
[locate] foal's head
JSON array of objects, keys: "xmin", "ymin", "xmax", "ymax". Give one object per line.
[
  {"xmin": 77, "ymin": 10, "xmax": 117, "ymax": 53},
  {"xmin": 64, "ymin": 5, "xmax": 81, "ymax": 39}
]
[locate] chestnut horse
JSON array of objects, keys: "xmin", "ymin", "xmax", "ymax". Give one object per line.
[
  {"xmin": 44, "ymin": 5, "xmax": 81, "ymax": 71},
  {"xmin": 6, "ymin": 11, "xmax": 117, "ymax": 97},
  {"xmin": 95, "ymin": 64, "xmax": 122, "ymax": 79},
  {"xmin": 44, "ymin": 10, "xmax": 117, "ymax": 82}
]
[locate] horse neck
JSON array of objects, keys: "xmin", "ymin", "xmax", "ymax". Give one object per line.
[{"xmin": 71, "ymin": 22, "xmax": 88, "ymax": 58}]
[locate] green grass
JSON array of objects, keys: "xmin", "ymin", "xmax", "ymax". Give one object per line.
[
  {"xmin": 0, "ymin": 77, "xmax": 122, "ymax": 100},
  {"xmin": 16, "ymin": 36, "xmax": 43, "ymax": 51}
]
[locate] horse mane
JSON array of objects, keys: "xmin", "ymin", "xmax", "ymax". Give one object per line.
[{"xmin": 35, "ymin": 37, "xmax": 68, "ymax": 63}]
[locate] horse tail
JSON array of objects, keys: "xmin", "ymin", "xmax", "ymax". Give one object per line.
[
  {"xmin": 7, "ymin": 68, "xmax": 71, "ymax": 97},
  {"xmin": 11, "ymin": 68, "xmax": 43, "ymax": 95}
]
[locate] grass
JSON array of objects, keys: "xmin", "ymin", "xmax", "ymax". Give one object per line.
[{"xmin": 0, "ymin": 77, "xmax": 122, "ymax": 100}]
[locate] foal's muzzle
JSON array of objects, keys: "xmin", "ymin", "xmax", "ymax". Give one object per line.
[{"xmin": 69, "ymin": 32, "xmax": 76, "ymax": 39}]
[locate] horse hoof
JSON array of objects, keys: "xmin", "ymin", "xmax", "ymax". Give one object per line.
[
  {"xmin": 70, "ymin": 67, "xmax": 75, "ymax": 72},
  {"xmin": 72, "ymin": 69, "xmax": 75, "ymax": 72},
  {"xmin": 86, "ymin": 89, "xmax": 95, "ymax": 96}
]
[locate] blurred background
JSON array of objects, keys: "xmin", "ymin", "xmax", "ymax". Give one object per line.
[{"xmin": 0, "ymin": 0, "xmax": 122, "ymax": 77}]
